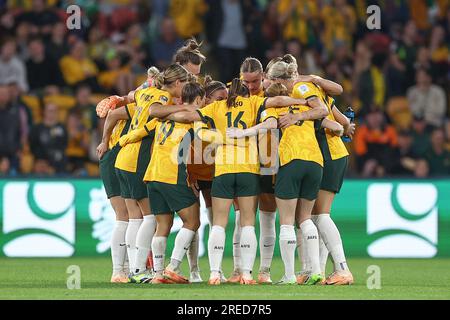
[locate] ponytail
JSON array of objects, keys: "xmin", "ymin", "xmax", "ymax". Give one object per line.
[{"xmin": 226, "ymin": 78, "xmax": 249, "ymax": 108}]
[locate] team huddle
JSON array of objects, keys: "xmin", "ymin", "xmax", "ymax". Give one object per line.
[{"xmin": 96, "ymin": 38, "xmax": 355, "ymax": 286}]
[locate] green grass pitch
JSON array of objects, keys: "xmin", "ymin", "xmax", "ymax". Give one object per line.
[{"xmin": 1, "ymin": 257, "xmax": 449, "ymax": 300}]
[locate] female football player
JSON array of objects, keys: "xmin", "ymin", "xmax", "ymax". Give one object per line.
[
  {"xmin": 97, "ymin": 103, "xmax": 135, "ymax": 283},
  {"xmin": 97, "ymin": 64, "xmax": 197, "ymax": 282},
  {"xmin": 186, "ymin": 76, "xmax": 228, "ymax": 283},
  {"xmin": 268, "ymin": 59, "xmax": 354, "ymax": 285},
  {"xmin": 226, "ymin": 57, "xmax": 278, "ymax": 284},
  {"xmin": 165, "ymin": 78, "xmax": 309, "ymax": 285}
]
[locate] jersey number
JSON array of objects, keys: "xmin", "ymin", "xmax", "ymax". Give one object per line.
[
  {"xmin": 158, "ymin": 120, "xmax": 175, "ymax": 145},
  {"xmin": 226, "ymin": 111, "xmax": 247, "ymax": 129}
]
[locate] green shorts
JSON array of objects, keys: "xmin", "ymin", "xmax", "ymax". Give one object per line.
[
  {"xmin": 115, "ymin": 168, "xmax": 148, "ymax": 200},
  {"xmin": 275, "ymin": 160, "xmax": 323, "ymax": 200},
  {"xmin": 99, "ymin": 146, "xmax": 121, "ymax": 199},
  {"xmin": 321, "ymin": 156, "xmax": 348, "ymax": 193},
  {"xmin": 211, "ymin": 173, "xmax": 260, "ymax": 199},
  {"xmin": 147, "ymin": 182, "xmax": 198, "ymax": 215},
  {"xmin": 260, "ymin": 174, "xmax": 275, "ymax": 194},
  {"xmin": 197, "ymin": 180, "xmax": 212, "ymax": 191}
]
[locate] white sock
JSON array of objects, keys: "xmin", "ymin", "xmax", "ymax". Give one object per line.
[
  {"xmin": 134, "ymin": 215, "xmax": 156, "ymax": 274},
  {"xmin": 206, "ymin": 207, "xmax": 213, "ymax": 229},
  {"xmin": 187, "ymin": 231, "xmax": 200, "ymax": 272},
  {"xmin": 208, "ymin": 225, "xmax": 225, "ymax": 273},
  {"xmin": 232, "ymin": 210, "xmax": 241, "ymax": 272},
  {"xmin": 123, "ymin": 254, "xmax": 129, "ymax": 274},
  {"xmin": 240, "ymin": 226, "xmax": 257, "ymax": 278},
  {"xmin": 296, "ymin": 227, "xmax": 310, "ymax": 273},
  {"xmin": 279, "ymin": 224, "xmax": 296, "ymax": 279},
  {"xmin": 125, "ymin": 218, "xmax": 142, "ymax": 273},
  {"xmin": 151, "ymin": 236, "xmax": 167, "ymax": 273},
  {"xmin": 311, "ymin": 215, "xmax": 329, "ymax": 274},
  {"xmin": 300, "ymin": 219, "xmax": 321, "ymax": 274},
  {"xmin": 111, "ymin": 220, "xmax": 128, "ymax": 274},
  {"xmin": 259, "ymin": 211, "xmax": 276, "ymax": 272},
  {"xmin": 315, "ymin": 213, "xmax": 349, "ymax": 271},
  {"xmin": 170, "ymin": 228, "xmax": 195, "ymax": 271}
]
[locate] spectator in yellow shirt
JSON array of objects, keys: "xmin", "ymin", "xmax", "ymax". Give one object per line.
[
  {"xmin": 59, "ymin": 40, "xmax": 100, "ymax": 90},
  {"xmin": 277, "ymin": 0, "xmax": 318, "ymax": 46},
  {"xmin": 169, "ymin": 0, "xmax": 208, "ymax": 39},
  {"xmin": 321, "ymin": 0, "xmax": 356, "ymax": 54},
  {"xmin": 98, "ymin": 49, "xmax": 132, "ymax": 96}
]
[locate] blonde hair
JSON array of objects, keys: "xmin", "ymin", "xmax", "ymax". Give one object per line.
[
  {"xmin": 267, "ymin": 60, "xmax": 297, "ymax": 80},
  {"xmin": 265, "ymin": 54, "xmax": 298, "ymax": 76},
  {"xmin": 154, "ymin": 64, "xmax": 192, "ymax": 88},
  {"xmin": 147, "ymin": 66, "xmax": 159, "ymax": 78},
  {"xmin": 265, "ymin": 82, "xmax": 289, "ymax": 97}
]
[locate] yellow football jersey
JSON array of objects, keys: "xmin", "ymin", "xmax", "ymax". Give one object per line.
[
  {"xmin": 144, "ymin": 120, "xmax": 194, "ymax": 185},
  {"xmin": 262, "ymin": 106, "xmax": 323, "ymax": 167},
  {"xmin": 115, "ymin": 87, "xmax": 172, "ymax": 173},
  {"xmin": 291, "ymin": 82, "xmax": 349, "ymax": 161},
  {"xmin": 109, "ymin": 103, "xmax": 136, "ymax": 149},
  {"xmin": 197, "ymin": 95, "xmax": 267, "ymax": 177}
]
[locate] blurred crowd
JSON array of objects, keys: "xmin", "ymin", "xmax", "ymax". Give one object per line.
[{"xmin": 0, "ymin": 0, "xmax": 448, "ymax": 178}]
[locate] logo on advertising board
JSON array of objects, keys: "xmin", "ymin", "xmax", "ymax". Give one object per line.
[
  {"xmin": 367, "ymin": 183, "xmax": 438, "ymax": 258},
  {"xmin": 2, "ymin": 182, "xmax": 75, "ymax": 257}
]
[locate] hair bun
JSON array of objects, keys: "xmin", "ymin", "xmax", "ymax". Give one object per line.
[
  {"xmin": 186, "ymin": 38, "xmax": 201, "ymax": 51},
  {"xmin": 282, "ymin": 54, "xmax": 297, "ymax": 65},
  {"xmin": 203, "ymin": 74, "xmax": 213, "ymax": 86}
]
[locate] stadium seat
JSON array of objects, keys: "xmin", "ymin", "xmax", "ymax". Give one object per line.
[{"xmin": 386, "ymin": 96, "xmax": 412, "ymax": 130}]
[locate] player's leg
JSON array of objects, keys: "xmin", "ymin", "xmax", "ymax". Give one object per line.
[
  {"xmin": 229, "ymin": 198, "xmax": 242, "ymax": 282},
  {"xmin": 312, "ymin": 157, "xmax": 353, "ymax": 285},
  {"xmin": 201, "ymin": 185, "xmax": 213, "ymax": 227},
  {"xmin": 133, "ymin": 196, "xmax": 156, "ymax": 275},
  {"xmin": 257, "ymin": 183, "xmax": 277, "ymax": 284},
  {"xmin": 274, "ymin": 197, "xmax": 297, "ymax": 284},
  {"xmin": 109, "ymin": 196, "xmax": 129, "ymax": 283},
  {"xmin": 274, "ymin": 161, "xmax": 302, "ymax": 285},
  {"xmin": 123, "ymin": 199, "xmax": 142, "ymax": 275},
  {"xmin": 165, "ymin": 201, "xmax": 200, "ymax": 284},
  {"xmin": 295, "ymin": 162, "xmax": 324, "ymax": 285},
  {"xmin": 150, "ymin": 213, "xmax": 174, "ymax": 284},
  {"xmin": 236, "ymin": 195, "xmax": 258, "ymax": 284},
  {"xmin": 100, "ymin": 150, "xmax": 129, "ymax": 282},
  {"xmin": 208, "ymin": 196, "xmax": 233, "ymax": 284},
  {"xmin": 235, "ymin": 173, "xmax": 260, "ymax": 285},
  {"xmin": 187, "ymin": 181, "xmax": 211, "ymax": 282},
  {"xmin": 116, "ymin": 169, "xmax": 143, "ymax": 274}
]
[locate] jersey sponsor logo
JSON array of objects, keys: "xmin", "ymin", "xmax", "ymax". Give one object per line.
[
  {"xmin": 260, "ymin": 110, "xmax": 267, "ymax": 119},
  {"xmin": 2, "ymin": 182, "xmax": 75, "ymax": 257},
  {"xmin": 367, "ymin": 183, "xmax": 438, "ymax": 258},
  {"xmin": 298, "ymin": 84, "xmax": 309, "ymax": 95}
]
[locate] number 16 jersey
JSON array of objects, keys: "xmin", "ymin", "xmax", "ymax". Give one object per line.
[{"xmin": 196, "ymin": 95, "xmax": 267, "ymax": 177}]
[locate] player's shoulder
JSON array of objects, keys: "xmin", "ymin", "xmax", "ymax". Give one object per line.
[{"xmin": 148, "ymin": 87, "xmax": 171, "ymax": 104}]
